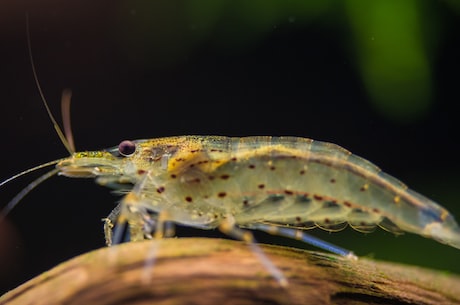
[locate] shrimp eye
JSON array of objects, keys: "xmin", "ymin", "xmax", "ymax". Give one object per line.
[{"xmin": 118, "ymin": 140, "xmax": 136, "ymax": 157}]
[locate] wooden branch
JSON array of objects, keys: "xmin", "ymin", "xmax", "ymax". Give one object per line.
[{"xmin": 1, "ymin": 238, "xmax": 459, "ymax": 305}]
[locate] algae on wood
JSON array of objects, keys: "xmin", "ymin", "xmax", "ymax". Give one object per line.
[{"xmin": 1, "ymin": 238, "xmax": 459, "ymax": 305}]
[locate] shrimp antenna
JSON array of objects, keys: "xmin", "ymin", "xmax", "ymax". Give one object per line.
[
  {"xmin": 0, "ymin": 159, "xmax": 64, "ymax": 188},
  {"xmin": 26, "ymin": 13, "xmax": 75, "ymax": 154},
  {"xmin": 0, "ymin": 16, "xmax": 76, "ymax": 221},
  {"xmin": 0, "ymin": 159, "xmax": 64, "ymax": 221}
]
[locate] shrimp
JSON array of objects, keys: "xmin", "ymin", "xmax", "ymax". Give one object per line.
[
  {"xmin": 3, "ymin": 135, "xmax": 460, "ymax": 286},
  {"xmin": 2, "ymin": 15, "xmax": 460, "ymax": 287},
  {"xmin": 55, "ymin": 135, "xmax": 460, "ymax": 254}
]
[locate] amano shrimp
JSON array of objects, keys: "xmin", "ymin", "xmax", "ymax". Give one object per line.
[
  {"xmin": 63, "ymin": 135, "xmax": 460, "ymax": 257},
  {"xmin": 3, "ymin": 133, "xmax": 460, "ymax": 285},
  {"xmin": 2, "ymin": 17, "xmax": 460, "ymax": 287}
]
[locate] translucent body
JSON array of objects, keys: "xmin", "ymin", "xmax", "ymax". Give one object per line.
[{"xmin": 57, "ymin": 135, "xmax": 460, "ymax": 250}]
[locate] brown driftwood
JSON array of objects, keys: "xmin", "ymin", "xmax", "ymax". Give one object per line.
[{"xmin": 1, "ymin": 238, "xmax": 459, "ymax": 305}]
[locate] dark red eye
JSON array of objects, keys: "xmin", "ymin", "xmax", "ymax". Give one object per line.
[{"xmin": 118, "ymin": 140, "xmax": 136, "ymax": 157}]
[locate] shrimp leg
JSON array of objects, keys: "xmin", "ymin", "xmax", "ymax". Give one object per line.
[
  {"xmin": 249, "ymin": 223, "xmax": 357, "ymax": 260},
  {"xmin": 219, "ymin": 217, "xmax": 288, "ymax": 286},
  {"xmin": 102, "ymin": 203, "xmax": 122, "ymax": 246}
]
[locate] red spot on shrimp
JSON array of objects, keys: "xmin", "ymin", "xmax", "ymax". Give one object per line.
[
  {"xmin": 220, "ymin": 174, "xmax": 230, "ymax": 180},
  {"xmin": 217, "ymin": 192, "xmax": 227, "ymax": 198},
  {"xmin": 185, "ymin": 196, "xmax": 193, "ymax": 202},
  {"xmin": 248, "ymin": 164, "xmax": 256, "ymax": 169},
  {"xmin": 258, "ymin": 184, "xmax": 265, "ymax": 189},
  {"xmin": 313, "ymin": 194, "xmax": 323, "ymax": 201},
  {"xmin": 157, "ymin": 186, "xmax": 165, "ymax": 193}
]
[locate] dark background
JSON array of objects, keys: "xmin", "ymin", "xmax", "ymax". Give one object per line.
[{"xmin": 1, "ymin": 1, "xmax": 459, "ymax": 294}]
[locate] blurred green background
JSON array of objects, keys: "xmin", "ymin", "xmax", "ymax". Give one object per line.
[{"xmin": 0, "ymin": 0, "xmax": 459, "ymax": 294}]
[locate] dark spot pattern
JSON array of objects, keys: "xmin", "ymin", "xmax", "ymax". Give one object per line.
[
  {"xmin": 268, "ymin": 194, "xmax": 284, "ymax": 203},
  {"xmin": 296, "ymin": 194, "xmax": 311, "ymax": 203},
  {"xmin": 313, "ymin": 194, "xmax": 323, "ymax": 201}
]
